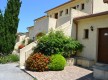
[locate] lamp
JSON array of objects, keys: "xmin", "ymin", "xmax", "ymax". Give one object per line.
[{"xmin": 90, "ymin": 26, "xmax": 94, "ymax": 31}]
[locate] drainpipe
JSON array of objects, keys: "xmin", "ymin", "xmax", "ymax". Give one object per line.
[
  {"xmin": 74, "ymin": 20, "xmax": 78, "ymax": 40},
  {"xmin": 92, "ymin": 0, "xmax": 93, "ymax": 14}
]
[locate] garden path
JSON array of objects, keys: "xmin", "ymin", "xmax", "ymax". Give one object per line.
[{"xmin": 26, "ymin": 66, "xmax": 96, "ymax": 80}]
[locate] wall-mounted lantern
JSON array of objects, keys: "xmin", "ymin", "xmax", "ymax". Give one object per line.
[{"xmin": 90, "ymin": 26, "xmax": 94, "ymax": 31}]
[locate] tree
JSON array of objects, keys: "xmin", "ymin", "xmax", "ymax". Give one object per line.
[
  {"xmin": 0, "ymin": 0, "xmax": 21, "ymax": 55},
  {"xmin": 0, "ymin": 10, "xmax": 4, "ymax": 54}
]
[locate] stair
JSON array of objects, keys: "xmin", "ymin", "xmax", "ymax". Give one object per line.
[
  {"xmin": 93, "ymin": 63, "xmax": 108, "ymax": 80},
  {"xmin": 19, "ymin": 41, "xmax": 37, "ymax": 69}
]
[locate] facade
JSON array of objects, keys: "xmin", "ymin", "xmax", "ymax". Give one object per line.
[
  {"xmin": 27, "ymin": 26, "xmax": 34, "ymax": 40},
  {"xmin": 31, "ymin": 0, "xmax": 108, "ymax": 39},
  {"xmin": 74, "ymin": 11, "xmax": 108, "ymax": 63},
  {"xmin": 27, "ymin": 0, "xmax": 108, "ymax": 67}
]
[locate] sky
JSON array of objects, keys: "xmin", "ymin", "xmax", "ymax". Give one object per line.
[{"xmin": 0, "ymin": 0, "xmax": 69, "ymax": 33}]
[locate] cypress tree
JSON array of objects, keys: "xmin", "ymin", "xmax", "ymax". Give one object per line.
[
  {"xmin": 2, "ymin": 0, "xmax": 22, "ymax": 55},
  {"xmin": 0, "ymin": 10, "xmax": 4, "ymax": 53}
]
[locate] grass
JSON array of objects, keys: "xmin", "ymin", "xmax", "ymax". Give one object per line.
[
  {"xmin": 0, "ymin": 54, "xmax": 19, "ymax": 64},
  {"xmin": 34, "ymin": 78, "xmax": 37, "ymax": 80}
]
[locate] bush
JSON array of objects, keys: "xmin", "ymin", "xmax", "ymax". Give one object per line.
[
  {"xmin": 48, "ymin": 54, "xmax": 66, "ymax": 71},
  {"xmin": 0, "ymin": 54, "xmax": 19, "ymax": 64},
  {"xmin": 34, "ymin": 30, "xmax": 83, "ymax": 57},
  {"xmin": 0, "ymin": 56, "xmax": 8, "ymax": 64},
  {"xmin": 25, "ymin": 53, "xmax": 50, "ymax": 72},
  {"xmin": 7, "ymin": 54, "xmax": 19, "ymax": 62}
]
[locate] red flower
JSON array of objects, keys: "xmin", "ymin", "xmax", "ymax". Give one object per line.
[{"xmin": 19, "ymin": 44, "xmax": 25, "ymax": 49}]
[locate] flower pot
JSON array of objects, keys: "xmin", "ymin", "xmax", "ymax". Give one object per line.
[{"xmin": 66, "ymin": 58, "xmax": 76, "ymax": 66}]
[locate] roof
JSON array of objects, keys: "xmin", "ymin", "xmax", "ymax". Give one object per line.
[
  {"xmin": 103, "ymin": 0, "xmax": 108, "ymax": 3},
  {"xmin": 27, "ymin": 26, "xmax": 34, "ymax": 28},
  {"xmin": 27, "ymin": 26, "xmax": 34, "ymax": 30},
  {"xmin": 34, "ymin": 16, "xmax": 46, "ymax": 21},
  {"xmin": 74, "ymin": 11, "xmax": 108, "ymax": 21},
  {"xmin": 45, "ymin": 0, "xmax": 76, "ymax": 13}
]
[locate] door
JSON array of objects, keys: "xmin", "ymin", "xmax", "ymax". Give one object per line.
[{"xmin": 98, "ymin": 28, "xmax": 108, "ymax": 64}]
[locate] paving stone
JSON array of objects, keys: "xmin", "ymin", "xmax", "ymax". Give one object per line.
[{"xmin": 26, "ymin": 66, "xmax": 96, "ymax": 80}]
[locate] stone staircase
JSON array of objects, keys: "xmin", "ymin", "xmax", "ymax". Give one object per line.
[
  {"xmin": 19, "ymin": 41, "xmax": 37, "ymax": 69},
  {"xmin": 93, "ymin": 63, "xmax": 108, "ymax": 80}
]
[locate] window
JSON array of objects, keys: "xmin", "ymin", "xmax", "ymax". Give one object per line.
[
  {"xmin": 84, "ymin": 29, "xmax": 89, "ymax": 39},
  {"xmin": 60, "ymin": 10, "xmax": 63, "ymax": 16},
  {"xmin": 55, "ymin": 13, "xmax": 58, "ymax": 19},
  {"xmin": 81, "ymin": 3, "xmax": 85, "ymax": 10},
  {"xmin": 77, "ymin": 5, "xmax": 79, "ymax": 8},
  {"xmin": 65, "ymin": 9, "xmax": 68, "ymax": 14},
  {"xmin": 50, "ymin": 15, "xmax": 52, "ymax": 17},
  {"xmin": 73, "ymin": 6, "xmax": 76, "ymax": 9}
]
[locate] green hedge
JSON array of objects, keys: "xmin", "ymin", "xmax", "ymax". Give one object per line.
[{"xmin": 48, "ymin": 54, "xmax": 66, "ymax": 71}]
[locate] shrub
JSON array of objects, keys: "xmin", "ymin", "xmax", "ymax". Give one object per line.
[
  {"xmin": 25, "ymin": 53, "xmax": 50, "ymax": 72},
  {"xmin": 48, "ymin": 54, "xmax": 66, "ymax": 71},
  {"xmin": 0, "ymin": 56, "xmax": 8, "ymax": 64},
  {"xmin": 0, "ymin": 54, "xmax": 19, "ymax": 64},
  {"xmin": 7, "ymin": 54, "xmax": 19, "ymax": 62},
  {"xmin": 34, "ymin": 30, "xmax": 83, "ymax": 57}
]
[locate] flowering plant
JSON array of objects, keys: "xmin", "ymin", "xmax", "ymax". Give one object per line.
[{"xmin": 25, "ymin": 53, "xmax": 50, "ymax": 72}]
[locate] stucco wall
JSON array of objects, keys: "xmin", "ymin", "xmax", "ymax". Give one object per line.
[
  {"xmin": 93, "ymin": 0, "xmax": 108, "ymax": 13},
  {"xmin": 28, "ymin": 27, "xmax": 34, "ymax": 40},
  {"xmin": 47, "ymin": 0, "xmax": 92, "ymax": 18},
  {"xmin": 77, "ymin": 15, "xmax": 108, "ymax": 61},
  {"xmin": 55, "ymin": 9, "xmax": 88, "ymax": 38},
  {"xmin": 48, "ymin": 18, "xmax": 57, "ymax": 30},
  {"xmin": 33, "ymin": 18, "xmax": 49, "ymax": 38}
]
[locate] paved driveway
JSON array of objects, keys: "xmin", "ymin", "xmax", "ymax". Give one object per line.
[{"xmin": 0, "ymin": 63, "xmax": 33, "ymax": 80}]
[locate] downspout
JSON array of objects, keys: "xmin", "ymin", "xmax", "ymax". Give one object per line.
[
  {"xmin": 74, "ymin": 20, "xmax": 78, "ymax": 40},
  {"xmin": 92, "ymin": 0, "xmax": 93, "ymax": 14}
]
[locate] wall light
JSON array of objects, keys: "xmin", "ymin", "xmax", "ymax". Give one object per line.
[{"xmin": 90, "ymin": 26, "xmax": 94, "ymax": 31}]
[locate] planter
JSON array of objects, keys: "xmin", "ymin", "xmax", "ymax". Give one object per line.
[{"xmin": 66, "ymin": 58, "xmax": 76, "ymax": 66}]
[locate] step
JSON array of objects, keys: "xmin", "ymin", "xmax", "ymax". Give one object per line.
[{"xmin": 93, "ymin": 64, "xmax": 108, "ymax": 80}]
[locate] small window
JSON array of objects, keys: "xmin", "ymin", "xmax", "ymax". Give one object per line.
[
  {"xmin": 84, "ymin": 29, "xmax": 89, "ymax": 39},
  {"xmin": 73, "ymin": 6, "xmax": 76, "ymax": 9},
  {"xmin": 77, "ymin": 5, "xmax": 79, "ymax": 8},
  {"xmin": 60, "ymin": 10, "xmax": 63, "ymax": 16},
  {"xmin": 50, "ymin": 15, "xmax": 52, "ymax": 17},
  {"xmin": 65, "ymin": 9, "xmax": 68, "ymax": 14},
  {"xmin": 81, "ymin": 3, "xmax": 85, "ymax": 10},
  {"xmin": 55, "ymin": 13, "xmax": 58, "ymax": 19}
]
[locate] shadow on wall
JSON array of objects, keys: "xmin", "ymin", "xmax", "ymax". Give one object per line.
[{"xmin": 35, "ymin": 32, "xmax": 46, "ymax": 40}]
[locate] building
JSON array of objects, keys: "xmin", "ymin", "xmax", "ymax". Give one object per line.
[
  {"xmin": 31, "ymin": 0, "xmax": 108, "ymax": 40},
  {"xmin": 27, "ymin": 26, "xmax": 34, "ymax": 40},
  {"xmin": 24, "ymin": 0, "xmax": 108, "ymax": 79},
  {"xmin": 29, "ymin": 0, "xmax": 108, "ymax": 65}
]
